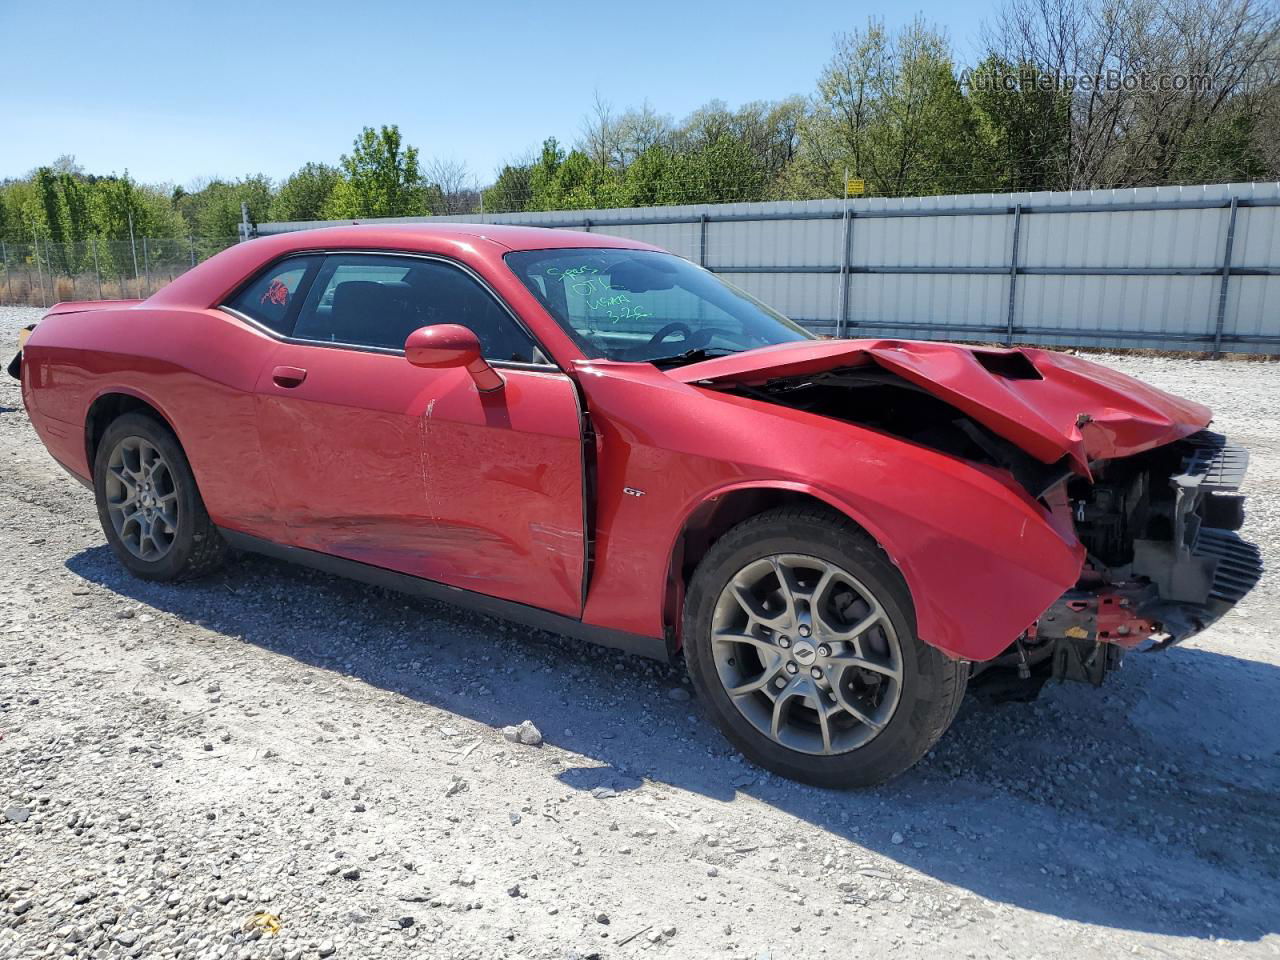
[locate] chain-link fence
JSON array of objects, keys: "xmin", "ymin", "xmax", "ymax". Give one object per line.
[{"xmin": 0, "ymin": 237, "xmax": 239, "ymax": 307}]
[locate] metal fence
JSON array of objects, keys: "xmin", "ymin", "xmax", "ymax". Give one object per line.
[
  {"xmin": 0, "ymin": 237, "xmax": 239, "ymax": 307},
  {"xmin": 260, "ymin": 181, "xmax": 1280, "ymax": 356}
]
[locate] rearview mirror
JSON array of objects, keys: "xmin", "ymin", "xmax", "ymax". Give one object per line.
[
  {"xmin": 607, "ymin": 257, "xmax": 677, "ymax": 292},
  {"xmin": 404, "ymin": 324, "xmax": 504, "ymax": 392}
]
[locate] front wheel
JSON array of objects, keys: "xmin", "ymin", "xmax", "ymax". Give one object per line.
[
  {"xmin": 683, "ymin": 507, "xmax": 967, "ymax": 787},
  {"xmin": 93, "ymin": 412, "xmax": 227, "ymax": 581}
]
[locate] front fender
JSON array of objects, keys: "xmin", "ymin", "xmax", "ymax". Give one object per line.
[{"xmin": 578, "ymin": 364, "xmax": 1084, "ymax": 662}]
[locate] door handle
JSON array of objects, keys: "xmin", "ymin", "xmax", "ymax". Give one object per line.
[{"xmin": 272, "ymin": 365, "xmax": 307, "ymax": 388}]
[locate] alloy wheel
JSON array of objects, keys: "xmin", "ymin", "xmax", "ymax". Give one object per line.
[
  {"xmin": 710, "ymin": 554, "xmax": 904, "ymax": 755},
  {"xmin": 104, "ymin": 436, "xmax": 179, "ymax": 561}
]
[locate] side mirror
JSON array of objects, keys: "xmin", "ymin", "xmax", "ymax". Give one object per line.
[{"xmin": 404, "ymin": 324, "xmax": 504, "ymax": 392}]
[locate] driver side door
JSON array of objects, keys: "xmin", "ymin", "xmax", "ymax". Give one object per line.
[
  {"xmin": 253, "ymin": 251, "xmax": 587, "ymax": 618},
  {"xmin": 252, "ymin": 254, "xmax": 437, "ymax": 568}
]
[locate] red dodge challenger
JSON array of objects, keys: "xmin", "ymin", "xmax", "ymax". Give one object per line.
[{"xmin": 11, "ymin": 224, "xmax": 1261, "ymax": 786}]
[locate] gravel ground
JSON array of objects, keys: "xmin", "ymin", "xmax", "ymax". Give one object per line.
[{"xmin": 1, "ymin": 303, "xmax": 1277, "ymax": 960}]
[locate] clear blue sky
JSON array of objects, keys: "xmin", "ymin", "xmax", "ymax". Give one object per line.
[{"xmin": 2, "ymin": 0, "xmax": 981, "ymax": 188}]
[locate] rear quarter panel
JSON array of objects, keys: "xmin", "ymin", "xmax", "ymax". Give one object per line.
[{"xmin": 23, "ymin": 306, "xmax": 281, "ymax": 537}]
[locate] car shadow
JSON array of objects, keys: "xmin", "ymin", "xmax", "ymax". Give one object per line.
[{"xmin": 66, "ymin": 544, "xmax": 1280, "ymax": 943}]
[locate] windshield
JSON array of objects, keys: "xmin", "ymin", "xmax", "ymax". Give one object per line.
[{"xmin": 504, "ymin": 248, "xmax": 814, "ymax": 364}]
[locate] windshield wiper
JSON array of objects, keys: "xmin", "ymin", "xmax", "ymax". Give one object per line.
[{"xmin": 648, "ymin": 348, "xmax": 736, "ymax": 368}]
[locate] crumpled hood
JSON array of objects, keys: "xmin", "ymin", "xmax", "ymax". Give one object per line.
[{"xmin": 669, "ymin": 339, "xmax": 1211, "ymax": 474}]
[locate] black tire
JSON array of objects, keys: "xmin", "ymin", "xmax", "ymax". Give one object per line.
[
  {"xmin": 92, "ymin": 411, "xmax": 227, "ymax": 582},
  {"xmin": 683, "ymin": 506, "xmax": 967, "ymax": 788}
]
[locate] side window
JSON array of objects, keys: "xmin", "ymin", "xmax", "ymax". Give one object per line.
[
  {"xmin": 225, "ymin": 256, "xmax": 318, "ymax": 334},
  {"xmin": 291, "ymin": 254, "xmax": 542, "ymax": 363}
]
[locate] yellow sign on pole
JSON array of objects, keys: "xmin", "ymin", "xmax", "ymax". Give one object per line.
[{"xmin": 846, "ymin": 178, "xmax": 865, "ymax": 196}]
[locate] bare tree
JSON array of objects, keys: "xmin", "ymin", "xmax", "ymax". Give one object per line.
[
  {"xmin": 1253, "ymin": 65, "xmax": 1280, "ymax": 173},
  {"xmin": 982, "ymin": 0, "xmax": 1280, "ymax": 187},
  {"xmin": 52, "ymin": 155, "xmax": 84, "ymax": 176},
  {"xmin": 422, "ymin": 156, "xmax": 479, "ymax": 214},
  {"xmin": 615, "ymin": 102, "xmax": 673, "ymax": 165},
  {"xmin": 809, "ymin": 24, "xmax": 888, "ymax": 189},
  {"xmin": 677, "ymin": 99, "xmax": 736, "ymax": 149},
  {"xmin": 580, "ymin": 93, "xmax": 672, "ymax": 169},
  {"xmin": 580, "ymin": 91, "xmax": 624, "ymax": 168}
]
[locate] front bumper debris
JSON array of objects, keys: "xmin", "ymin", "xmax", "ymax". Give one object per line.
[{"xmin": 1036, "ymin": 431, "xmax": 1261, "ymax": 683}]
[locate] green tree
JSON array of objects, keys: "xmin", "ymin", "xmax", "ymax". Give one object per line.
[
  {"xmin": 687, "ymin": 134, "xmax": 768, "ymax": 202},
  {"xmin": 174, "ymin": 175, "xmax": 272, "ymax": 238},
  {"xmin": 1172, "ymin": 104, "xmax": 1270, "ymax": 184},
  {"xmin": 965, "ymin": 57, "xmax": 1070, "ymax": 191},
  {"xmin": 799, "ymin": 18, "xmax": 982, "ymax": 197},
  {"xmin": 35, "ymin": 168, "xmax": 65, "ymax": 236},
  {"xmin": 673, "ymin": 97, "xmax": 803, "ymax": 192},
  {"xmin": 622, "ymin": 145, "xmax": 681, "ymax": 205},
  {"xmin": 325, "ymin": 125, "xmax": 425, "ymax": 218},
  {"xmin": 85, "ymin": 173, "xmax": 187, "ymax": 278},
  {"xmin": 482, "ymin": 161, "xmax": 534, "ymax": 213},
  {"xmin": 35, "ymin": 167, "xmax": 79, "ymax": 272},
  {"xmin": 526, "ymin": 141, "xmax": 626, "ymax": 211},
  {"xmin": 91, "ymin": 174, "xmax": 147, "ymax": 278},
  {"xmin": 61, "ymin": 173, "xmax": 92, "ymax": 246},
  {"xmin": 0, "ymin": 188, "xmax": 12, "ymax": 242},
  {"xmin": 269, "ymin": 162, "xmax": 340, "ymax": 221}
]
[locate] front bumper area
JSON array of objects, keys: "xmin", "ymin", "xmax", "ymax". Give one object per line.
[{"xmin": 1033, "ymin": 431, "xmax": 1262, "ymax": 683}]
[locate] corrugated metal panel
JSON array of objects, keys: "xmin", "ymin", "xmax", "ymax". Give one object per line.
[
  {"xmin": 848, "ymin": 274, "xmax": 1008, "ymax": 333},
  {"xmin": 254, "ymin": 182, "xmax": 1280, "ymax": 354}
]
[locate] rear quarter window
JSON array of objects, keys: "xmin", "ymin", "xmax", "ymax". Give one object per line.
[{"xmin": 225, "ymin": 256, "xmax": 320, "ymax": 335}]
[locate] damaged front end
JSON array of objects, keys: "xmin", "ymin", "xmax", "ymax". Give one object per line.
[
  {"xmin": 677, "ymin": 340, "xmax": 1261, "ymax": 696},
  {"xmin": 1021, "ymin": 430, "xmax": 1261, "ymax": 689}
]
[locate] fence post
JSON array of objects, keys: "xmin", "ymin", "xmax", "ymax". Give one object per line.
[
  {"xmin": 582, "ymin": 218, "xmax": 591, "ymax": 233},
  {"xmin": 128, "ymin": 211, "xmax": 140, "ymax": 298},
  {"xmin": 837, "ymin": 203, "xmax": 853, "ymax": 338},
  {"xmin": 92, "ymin": 237, "xmax": 103, "ymax": 299},
  {"xmin": 1212, "ymin": 197, "xmax": 1239, "ymax": 359},
  {"xmin": 1005, "ymin": 204, "xmax": 1023, "ymax": 347},
  {"xmin": 1, "ymin": 241, "xmax": 11, "ymax": 304},
  {"xmin": 699, "ymin": 213, "xmax": 709, "ymax": 267},
  {"xmin": 33, "ymin": 234, "xmax": 48, "ymax": 308},
  {"xmin": 142, "ymin": 238, "xmax": 152, "ymax": 296},
  {"xmin": 189, "ymin": 236, "xmax": 196, "ymax": 268}
]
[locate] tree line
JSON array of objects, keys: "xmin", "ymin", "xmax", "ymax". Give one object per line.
[{"xmin": 3, "ymin": 0, "xmax": 1277, "ymax": 248}]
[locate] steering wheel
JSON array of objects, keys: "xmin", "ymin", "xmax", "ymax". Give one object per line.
[{"xmin": 647, "ymin": 322, "xmax": 695, "ymax": 347}]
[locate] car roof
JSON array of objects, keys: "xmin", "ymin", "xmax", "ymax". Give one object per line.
[
  {"xmin": 269, "ymin": 222, "xmax": 661, "ymax": 253},
  {"xmin": 147, "ymin": 222, "xmax": 664, "ymax": 309}
]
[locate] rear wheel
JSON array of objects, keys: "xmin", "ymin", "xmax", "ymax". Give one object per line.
[
  {"xmin": 683, "ymin": 507, "xmax": 967, "ymax": 787},
  {"xmin": 93, "ymin": 412, "xmax": 227, "ymax": 581}
]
